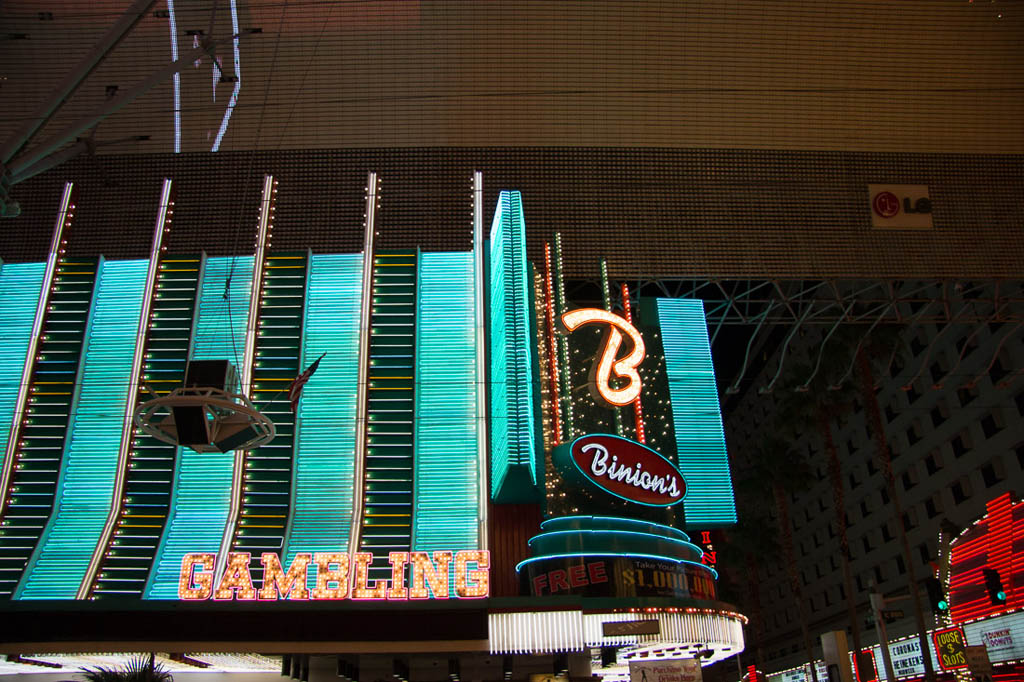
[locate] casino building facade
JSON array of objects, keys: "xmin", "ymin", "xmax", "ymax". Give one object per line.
[{"xmin": 0, "ymin": 177, "xmax": 744, "ymax": 680}]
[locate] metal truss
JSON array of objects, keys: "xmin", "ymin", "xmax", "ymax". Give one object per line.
[{"xmin": 563, "ymin": 277, "xmax": 1024, "ymax": 397}]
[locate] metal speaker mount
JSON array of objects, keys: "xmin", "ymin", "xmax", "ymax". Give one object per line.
[{"xmin": 135, "ymin": 385, "xmax": 276, "ymax": 453}]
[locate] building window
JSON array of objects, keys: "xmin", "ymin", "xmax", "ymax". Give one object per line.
[
  {"xmin": 906, "ymin": 383, "xmax": 921, "ymax": 404},
  {"xmin": 1016, "ymin": 391, "xmax": 1024, "ymax": 417},
  {"xmin": 885, "ymin": 404, "xmax": 897, "ymax": 423},
  {"xmin": 925, "ymin": 450, "xmax": 942, "ymax": 475},
  {"xmin": 860, "ymin": 499, "xmax": 870, "ymax": 518},
  {"xmin": 925, "ymin": 495, "xmax": 942, "ymax": 519},
  {"xmin": 881, "ymin": 522, "xmax": 894, "ymax": 543},
  {"xmin": 989, "ymin": 353, "xmax": 1010, "ymax": 384},
  {"xmin": 881, "ymin": 487, "xmax": 890, "ymax": 505},
  {"xmin": 895, "ymin": 555, "xmax": 906, "ymax": 575},
  {"xmin": 874, "ymin": 565, "xmax": 885, "ymax": 584},
  {"xmin": 981, "ymin": 457, "xmax": 1003, "ymax": 487},
  {"xmin": 863, "ymin": 536, "xmax": 873, "ymax": 553},
  {"xmin": 907, "ymin": 421, "xmax": 923, "ymax": 446},
  {"xmin": 849, "ymin": 471, "xmax": 860, "ymax": 490},
  {"xmin": 957, "ymin": 385, "xmax": 978, "ymax": 406},
  {"xmin": 981, "ymin": 413, "xmax": 1003, "ymax": 439},
  {"xmin": 952, "ymin": 478, "xmax": 970, "ymax": 505},
  {"xmin": 951, "ymin": 431, "xmax": 972, "ymax": 458},
  {"xmin": 867, "ymin": 458, "xmax": 878, "ymax": 475},
  {"xmin": 902, "ymin": 507, "xmax": 918, "ymax": 529},
  {"xmin": 901, "ymin": 466, "xmax": 918, "ymax": 491},
  {"xmin": 919, "ymin": 542, "xmax": 931, "ymax": 564}
]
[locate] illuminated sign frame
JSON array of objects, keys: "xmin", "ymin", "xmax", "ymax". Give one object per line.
[
  {"xmin": 553, "ymin": 434, "xmax": 686, "ymax": 507},
  {"xmin": 178, "ymin": 550, "xmax": 489, "ymax": 601}
]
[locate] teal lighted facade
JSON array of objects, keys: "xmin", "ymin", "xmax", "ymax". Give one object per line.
[
  {"xmin": 145, "ymin": 256, "xmax": 254, "ymax": 599},
  {"xmin": 16, "ymin": 259, "xmax": 148, "ymax": 599},
  {"xmin": 656, "ymin": 298, "xmax": 736, "ymax": 526},
  {"xmin": 283, "ymin": 254, "xmax": 362, "ymax": 568},
  {"xmin": 0, "ymin": 262, "xmax": 45, "ymax": 462},
  {"xmin": 413, "ymin": 252, "xmax": 481, "ymax": 552},
  {"xmin": 488, "ymin": 191, "xmax": 541, "ymax": 503}
]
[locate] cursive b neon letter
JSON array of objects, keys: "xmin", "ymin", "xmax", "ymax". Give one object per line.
[{"xmin": 560, "ymin": 308, "xmax": 646, "ymax": 406}]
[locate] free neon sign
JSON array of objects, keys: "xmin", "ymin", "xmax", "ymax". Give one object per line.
[
  {"xmin": 177, "ymin": 550, "xmax": 489, "ymax": 601},
  {"xmin": 559, "ymin": 308, "xmax": 646, "ymax": 407}
]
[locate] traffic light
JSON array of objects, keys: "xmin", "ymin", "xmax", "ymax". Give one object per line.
[
  {"xmin": 982, "ymin": 568, "xmax": 1007, "ymax": 605},
  {"xmin": 924, "ymin": 577, "xmax": 949, "ymax": 613}
]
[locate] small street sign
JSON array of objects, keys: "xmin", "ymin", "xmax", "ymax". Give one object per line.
[{"xmin": 880, "ymin": 609, "xmax": 904, "ymax": 622}]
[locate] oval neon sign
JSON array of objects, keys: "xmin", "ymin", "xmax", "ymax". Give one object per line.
[{"xmin": 568, "ymin": 434, "xmax": 686, "ymax": 507}]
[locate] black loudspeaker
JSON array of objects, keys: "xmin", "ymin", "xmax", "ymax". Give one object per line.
[
  {"xmin": 214, "ymin": 423, "xmax": 261, "ymax": 452},
  {"xmin": 173, "ymin": 405, "xmax": 209, "ymax": 445},
  {"xmin": 185, "ymin": 359, "xmax": 237, "ymax": 391}
]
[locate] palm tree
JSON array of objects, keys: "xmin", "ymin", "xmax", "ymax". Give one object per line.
[
  {"xmin": 855, "ymin": 332, "xmax": 937, "ymax": 682},
  {"xmin": 776, "ymin": 336, "xmax": 865, "ymax": 673},
  {"xmin": 720, "ymin": 510, "xmax": 779, "ymax": 671},
  {"xmin": 738, "ymin": 435, "xmax": 819, "ymax": 682},
  {"xmin": 79, "ymin": 655, "xmax": 172, "ymax": 682}
]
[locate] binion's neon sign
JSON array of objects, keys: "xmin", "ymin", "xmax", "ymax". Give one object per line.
[
  {"xmin": 178, "ymin": 550, "xmax": 489, "ymax": 601},
  {"xmin": 559, "ymin": 308, "xmax": 646, "ymax": 407}
]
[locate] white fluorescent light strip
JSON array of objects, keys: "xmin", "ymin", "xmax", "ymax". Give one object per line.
[
  {"xmin": 348, "ymin": 172, "xmax": 378, "ymax": 558},
  {"xmin": 215, "ymin": 174, "xmax": 273, "ymax": 582},
  {"xmin": 472, "ymin": 171, "xmax": 488, "ymax": 550},
  {"xmin": 167, "ymin": 0, "xmax": 180, "ymax": 153},
  {"xmin": 210, "ymin": 0, "xmax": 240, "ymax": 152},
  {"xmin": 78, "ymin": 179, "xmax": 174, "ymax": 599},
  {"xmin": 0, "ymin": 182, "xmax": 73, "ymax": 514}
]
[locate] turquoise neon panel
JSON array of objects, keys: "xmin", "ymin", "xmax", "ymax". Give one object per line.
[
  {"xmin": 656, "ymin": 298, "xmax": 736, "ymax": 526},
  {"xmin": 0, "ymin": 261, "xmax": 45, "ymax": 465},
  {"xmin": 145, "ymin": 256, "xmax": 254, "ymax": 599},
  {"xmin": 283, "ymin": 253, "xmax": 362, "ymax": 572},
  {"xmin": 488, "ymin": 191, "xmax": 538, "ymax": 501},
  {"xmin": 413, "ymin": 252, "xmax": 479, "ymax": 552},
  {"xmin": 16, "ymin": 259, "xmax": 148, "ymax": 599}
]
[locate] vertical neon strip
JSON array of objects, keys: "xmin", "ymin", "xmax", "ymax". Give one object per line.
[
  {"xmin": 144, "ymin": 256, "xmax": 253, "ymax": 599},
  {"xmin": 210, "ymin": 0, "xmax": 240, "ymax": 152},
  {"xmin": 16, "ymin": 258, "xmax": 148, "ymax": 599},
  {"xmin": 600, "ymin": 259, "xmax": 623, "ymax": 438},
  {"xmin": 620, "ymin": 283, "xmax": 645, "ymax": 444},
  {"xmin": 0, "ymin": 262, "xmax": 45, "ymax": 496},
  {"xmin": 657, "ymin": 298, "xmax": 736, "ymax": 526},
  {"xmin": 166, "ymin": 0, "xmax": 181, "ymax": 153},
  {"xmin": 543, "ymin": 244, "xmax": 562, "ymax": 445},
  {"xmin": 471, "ymin": 172, "xmax": 488, "ymax": 550},
  {"xmin": 216, "ymin": 175, "xmax": 273, "ymax": 580},
  {"xmin": 553, "ymin": 233, "xmax": 572, "ymax": 437},
  {"xmin": 79, "ymin": 179, "xmax": 173, "ymax": 598},
  {"xmin": 413, "ymin": 253, "xmax": 479, "ymax": 553},
  {"xmin": 283, "ymin": 253, "xmax": 362, "ymax": 578},
  {"xmin": 348, "ymin": 172, "xmax": 378, "ymax": 558},
  {"xmin": 488, "ymin": 192, "xmax": 538, "ymax": 501},
  {"xmin": 0, "ymin": 182, "xmax": 72, "ymax": 516}
]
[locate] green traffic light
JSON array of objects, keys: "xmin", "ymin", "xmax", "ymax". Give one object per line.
[
  {"xmin": 997, "ymin": 591, "xmax": 1006, "ymax": 601},
  {"xmin": 938, "ymin": 599, "xmax": 949, "ymax": 611}
]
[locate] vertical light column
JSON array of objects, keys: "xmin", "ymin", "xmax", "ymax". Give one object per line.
[
  {"xmin": 0, "ymin": 183, "xmax": 73, "ymax": 514},
  {"xmin": 143, "ymin": 255, "xmax": 254, "ymax": 599},
  {"xmin": 413, "ymin": 252, "xmax": 479, "ymax": 552},
  {"xmin": 488, "ymin": 191, "xmax": 539, "ymax": 503},
  {"xmin": 79, "ymin": 179, "xmax": 173, "ymax": 598},
  {"xmin": 216, "ymin": 175, "xmax": 274, "ymax": 580},
  {"xmin": 471, "ymin": 171, "xmax": 488, "ymax": 549},
  {"xmin": 347, "ymin": 172, "xmax": 379, "ymax": 560},
  {"xmin": 15, "ymin": 257, "xmax": 149, "ymax": 599},
  {"xmin": 0, "ymin": 262, "xmax": 46, "ymax": 496},
  {"xmin": 656, "ymin": 298, "xmax": 736, "ymax": 526},
  {"xmin": 283, "ymin": 253, "xmax": 362, "ymax": 574}
]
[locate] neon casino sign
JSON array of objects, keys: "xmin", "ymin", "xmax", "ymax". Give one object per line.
[
  {"xmin": 557, "ymin": 434, "xmax": 685, "ymax": 507},
  {"xmin": 559, "ymin": 308, "xmax": 646, "ymax": 406},
  {"xmin": 178, "ymin": 550, "xmax": 489, "ymax": 601}
]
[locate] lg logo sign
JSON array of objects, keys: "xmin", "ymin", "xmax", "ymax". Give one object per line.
[
  {"xmin": 872, "ymin": 190, "xmax": 932, "ymax": 218},
  {"xmin": 868, "ymin": 184, "xmax": 933, "ymax": 229}
]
